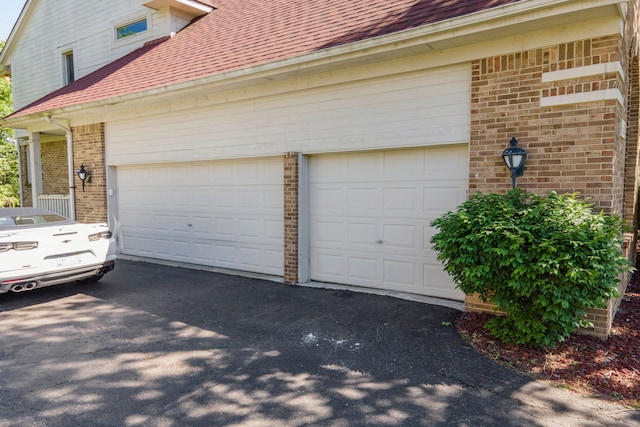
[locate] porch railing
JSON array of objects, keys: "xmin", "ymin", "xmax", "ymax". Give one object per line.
[{"xmin": 37, "ymin": 194, "xmax": 71, "ymax": 218}]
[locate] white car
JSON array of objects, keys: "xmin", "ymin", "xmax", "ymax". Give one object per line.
[{"xmin": 0, "ymin": 207, "xmax": 116, "ymax": 294}]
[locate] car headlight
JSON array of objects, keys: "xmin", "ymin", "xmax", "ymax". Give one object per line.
[
  {"xmin": 0, "ymin": 241, "xmax": 39, "ymax": 252},
  {"xmin": 88, "ymin": 231, "xmax": 112, "ymax": 241}
]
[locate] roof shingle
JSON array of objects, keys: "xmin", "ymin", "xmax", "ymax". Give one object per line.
[{"xmin": 10, "ymin": 0, "xmax": 522, "ymax": 118}]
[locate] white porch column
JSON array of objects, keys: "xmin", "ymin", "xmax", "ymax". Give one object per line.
[{"xmin": 28, "ymin": 132, "xmax": 42, "ymax": 208}]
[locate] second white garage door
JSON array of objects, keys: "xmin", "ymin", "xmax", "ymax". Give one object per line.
[
  {"xmin": 116, "ymin": 157, "xmax": 284, "ymax": 276},
  {"xmin": 309, "ymin": 146, "xmax": 468, "ymax": 301}
]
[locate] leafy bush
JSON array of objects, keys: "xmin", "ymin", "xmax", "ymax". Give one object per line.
[{"xmin": 430, "ymin": 190, "xmax": 632, "ymax": 347}]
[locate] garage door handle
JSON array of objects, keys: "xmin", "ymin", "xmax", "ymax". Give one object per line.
[{"xmin": 375, "ymin": 239, "xmax": 383, "ymax": 244}]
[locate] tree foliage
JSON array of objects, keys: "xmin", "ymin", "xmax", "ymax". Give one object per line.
[
  {"xmin": 0, "ymin": 39, "xmax": 20, "ymax": 207},
  {"xmin": 430, "ymin": 189, "xmax": 632, "ymax": 347}
]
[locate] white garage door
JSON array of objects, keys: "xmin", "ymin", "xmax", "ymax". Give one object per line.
[
  {"xmin": 116, "ymin": 157, "xmax": 284, "ymax": 275},
  {"xmin": 309, "ymin": 146, "xmax": 467, "ymax": 300}
]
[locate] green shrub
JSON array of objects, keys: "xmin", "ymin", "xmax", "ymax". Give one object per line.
[{"xmin": 430, "ymin": 189, "xmax": 632, "ymax": 347}]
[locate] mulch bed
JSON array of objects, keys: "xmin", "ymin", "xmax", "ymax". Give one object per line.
[{"xmin": 456, "ymin": 266, "xmax": 640, "ymax": 408}]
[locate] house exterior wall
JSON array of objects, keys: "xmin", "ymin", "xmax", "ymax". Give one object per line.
[
  {"xmin": 4, "ymin": 0, "xmax": 192, "ymax": 111},
  {"xmin": 72, "ymin": 123, "xmax": 108, "ymax": 224},
  {"xmin": 467, "ymin": 23, "xmax": 639, "ymax": 337},
  {"xmin": 470, "ymin": 35, "xmax": 624, "ymax": 211}
]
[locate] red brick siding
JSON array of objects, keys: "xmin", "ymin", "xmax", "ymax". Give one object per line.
[
  {"xmin": 72, "ymin": 124, "xmax": 108, "ymax": 224},
  {"xmin": 283, "ymin": 152, "xmax": 299, "ymax": 284},
  {"xmin": 624, "ymin": 56, "xmax": 639, "ymax": 232},
  {"xmin": 41, "ymin": 139, "xmax": 68, "ymax": 195},
  {"xmin": 470, "ymin": 36, "xmax": 623, "ymax": 213}
]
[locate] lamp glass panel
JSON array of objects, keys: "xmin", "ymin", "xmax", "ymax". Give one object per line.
[
  {"xmin": 503, "ymin": 154, "xmax": 513, "ymax": 169},
  {"xmin": 511, "ymin": 154, "xmax": 524, "ymax": 168}
]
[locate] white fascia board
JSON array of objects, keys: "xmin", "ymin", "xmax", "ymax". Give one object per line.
[{"xmin": 2, "ymin": 0, "xmax": 625, "ymax": 128}]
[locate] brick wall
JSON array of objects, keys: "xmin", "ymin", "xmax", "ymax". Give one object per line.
[
  {"xmin": 624, "ymin": 56, "xmax": 639, "ymax": 233},
  {"xmin": 470, "ymin": 36, "xmax": 623, "ymax": 213},
  {"xmin": 41, "ymin": 139, "xmax": 68, "ymax": 195},
  {"xmin": 72, "ymin": 123, "xmax": 108, "ymax": 224},
  {"xmin": 283, "ymin": 152, "xmax": 299, "ymax": 284},
  {"xmin": 468, "ymin": 30, "xmax": 638, "ymax": 339}
]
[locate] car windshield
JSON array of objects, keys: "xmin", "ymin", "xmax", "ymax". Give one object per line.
[{"xmin": 0, "ymin": 213, "xmax": 68, "ymax": 228}]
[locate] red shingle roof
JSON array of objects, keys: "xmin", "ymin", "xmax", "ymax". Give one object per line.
[{"xmin": 10, "ymin": 0, "xmax": 522, "ymax": 118}]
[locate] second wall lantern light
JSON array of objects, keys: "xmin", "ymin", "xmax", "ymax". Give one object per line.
[
  {"xmin": 502, "ymin": 137, "xmax": 527, "ymax": 189},
  {"xmin": 77, "ymin": 164, "xmax": 92, "ymax": 192}
]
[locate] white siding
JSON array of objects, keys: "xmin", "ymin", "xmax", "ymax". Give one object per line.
[
  {"xmin": 106, "ymin": 63, "xmax": 471, "ymax": 164},
  {"xmin": 7, "ymin": 0, "xmax": 184, "ymax": 110}
]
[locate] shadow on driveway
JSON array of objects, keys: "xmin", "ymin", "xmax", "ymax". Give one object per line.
[{"xmin": 0, "ymin": 260, "xmax": 637, "ymax": 426}]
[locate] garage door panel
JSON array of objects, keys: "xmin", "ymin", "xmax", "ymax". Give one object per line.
[
  {"xmin": 424, "ymin": 265, "xmax": 460, "ymax": 300},
  {"xmin": 238, "ymin": 247, "xmax": 261, "ymax": 267},
  {"xmin": 383, "ymin": 224, "xmax": 418, "ymax": 249},
  {"xmin": 424, "ymin": 147, "xmax": 469, "ymax": 180},
  {"xmin": 310, "ymin": 147, "xmax": 466, "ymax": 300},
  {"xmin": 264, "ymin": 159, "xmax": 283, "ymax": 178},
  {"xmin": 349, "ymin": 257, "xmax": 378, "ymax": 281},
  {"xmin": 424, "ymin": 186, "xmax": 466, "ymax": 219},
  {"xmin": 213, "ymin": 163, "xmax": 235, "ymax": 180},
  {"xmin": 312, "ymin": 187, "xmax": 344, "ymax": 211},
  {"xmin": 192, "ymin": 216, "xmax": 214, "ymax": 234},
  {"xmin": 383, "ymin": 259, "xmax": 416, "ymax": 287},
  {"xmin": 348, "ymin": 153, "xmax": 379, "ymax": 177},
  {"xmin": 239, "ymin": 191, "xmax": 259, "ymax": 208},
  {"xmin": 314, "ymin": 220, "xmax": 344, "ymax": 244},
  {"xmin": 383, "ymin": 187, "xmax": 418, "ymax": 211},
  {"xmin": 383, "ymin": 150, "xmax": 424, "ymax": 176},
  {"xmin": 217, "ymin": 245, "xmax": 236, "ymax": 264},
  {"xmin": 173, "ymin": 240, "xmax": 192, "ymax": 260},
  {"xmin": 156, "ymin": 238, "xmax": 176, "ymax": 257},
  {"xmin": 348, "ymin": 223, "xmax": 378, "ymax": 245},
  {"xmin": 265, "ymin": 190, "xmax": 284, "ymax": 209},
  {"xmin": 238, "ymin": 219, "xmax": 260, "ymax": 238},
  {"xmin": 214, "ymin": 190, "xmax": 235, "ymax": 207},
  {"xmin": 117, "ymin": 158, "xmax": 284, "ymax": 276},
  {"xmin": 124, "ymin": 235, "xmax": 152, "ymax": 254},
  {"xmin": 314, "ymin": 253, "xmax": 344, "ymax": 278},
  {"xmin": 265, "ymin": 250, "xmax": 283, "ymax": 270},
  {"xmin": 193, "ymin": 241, "xmax": 215, "ymax": 262},
  {"xmin": 347, "ymin": 188, "xmax": 378, "ymax": 209}
]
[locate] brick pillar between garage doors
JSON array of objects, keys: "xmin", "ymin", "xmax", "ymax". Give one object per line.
[{"xmin": 283, "ymin": 152, "xmax": 299, "ymax": 284}]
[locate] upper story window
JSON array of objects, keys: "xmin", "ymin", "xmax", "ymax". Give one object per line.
[
  {"xmin": 116, "ymin": 18, "xmax": 148, "ymax": 40},
  {"xmin": 62, "ymin": 51, "xmax": 75, "ymax": 85}
]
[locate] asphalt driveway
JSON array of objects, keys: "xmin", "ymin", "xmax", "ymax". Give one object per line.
[{"xmin": 0, "ymin": 260, "xmax": 638, "ymax": 426}]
